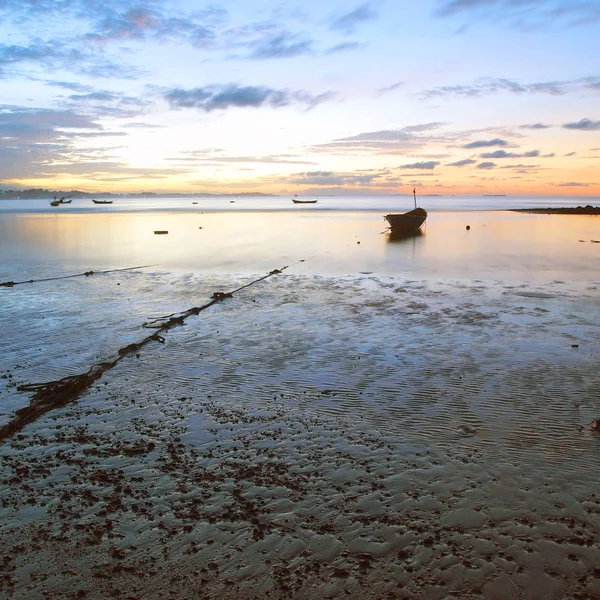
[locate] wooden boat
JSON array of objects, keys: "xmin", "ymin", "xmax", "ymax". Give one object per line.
[
  {"xmin": 292, "ymin": 199, "xmax": 317, "ymax": 204},
  {"xmin": 50, "ymin": 195, "xmax": 72, "ymax": 206},
  {"xmin": 384, "ymin": 189, "xmax": 427, "ymax": 234},
  {"xmin": 92, "ymin": 199, "xmax": 113, "ymax": 204}
]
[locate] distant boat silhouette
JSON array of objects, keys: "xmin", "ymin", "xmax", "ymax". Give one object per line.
[
  {"xmin": 50, "ymin": 194, "xmax": 72, "ymax": 206},
  {"xmin": 92, "ymin": 199, "xmax": 113, "ymax": 204}
]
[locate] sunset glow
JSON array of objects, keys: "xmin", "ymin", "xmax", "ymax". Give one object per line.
[{"xmin": 1, "ymin": 0, "xmax": 599, "ymax": 196}]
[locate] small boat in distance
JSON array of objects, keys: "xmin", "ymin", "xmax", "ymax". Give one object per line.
[
  {"xmin": 291, "ymin": 193, "xmax": 317, "ymax": 204},
  {"xmin": 384, "ymin": 189, "xmax": 427, "ymax": 234},
  {"xmin": 50, "ymin": 195, "xmax": 72, "ymax": 206},
  {"xmin": 92, "ymin": 199, "xmax": 113, "ymax": 204}
]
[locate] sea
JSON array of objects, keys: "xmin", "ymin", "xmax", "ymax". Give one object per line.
[{"xmin": 1, "ymin": 194, "xmax": 599, "ymax": 282}]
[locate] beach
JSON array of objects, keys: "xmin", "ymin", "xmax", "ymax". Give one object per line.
[{"xmin": 1, "ymin": 198, "xmax": 600, "ymax": 599}]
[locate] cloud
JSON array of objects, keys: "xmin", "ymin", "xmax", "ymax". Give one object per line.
[
  {"xmin": 563, "ymin": 118, "xmax": 600, "ymax": 131},
  {"xmin": 247, "ymin": 34, "xmax": 314, "ymax": 59},
  {"xmin": 313, "ymin": 123, "xmax": 446, "ymax": 155},
  {"xmin": 324, "ymin": 42, "xmax": 362, "ymax": 54},
  {"xmin": 434, "ymin": 0, "xmax": 600, "ymax": 28},
  {"xmin": 499, "ymin": 164, "xmax": 540, "ymax": 169},
  {"xmin": 287, "ymin": 169, "xmax": 396, "ymax": 187},
  {"xmin": 165, "ymin": 84, "xmax": 335, "ymax": 112},
  {"xmin": 447, "ymin": 158, "xmax": 477, "ymax": 166},
  {"xmin": 399, "ymin": 161, "xmax": 439, "ymax": 170},
  {"xmin": 521, "ymin": 122, "xmax": 551, "ymax": 129},
  {"xmin": 0, "ymin": 105, "xmax": 122, "ymax": 180},
  {"xmin": 477, "ymin": 161, "xmax": 496, "ymax": 169},
  {"xmin": 555, "ymin": 182, "xmax": 590, "ymax": 187},
  {"xmin": 420, "ymin": 76, "xmax": 600, "ymax": 101},
  {"xmin": 480, "ymin": 149, "xmax": 540, "ymax": 158},
  {"xmin": 59, "ymin": 90, "xmax": 149, "ymax": 119},
  {"xmin": 0, "ymin": 39, "xmax": 140, "ymax": 79},
  {"xmin": 564, "ymin": 152, "xmax": 576, "ymax": 156},
  {"xmin": 171, "ymin": 151, "xmax": 317, "ymax": 166},
  {"xmin": 463, "ymin": 138, "xmax": 508, "ymax": 148},
  {"xmin": 330, "ymin": 3, "xmax": 377, "ymax": 34},
  {"xmin": 377, "ymin": 81, "xmax": 404, "ymax": 94}
]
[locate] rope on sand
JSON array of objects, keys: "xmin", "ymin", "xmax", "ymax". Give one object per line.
[
  {"xmin": 0, "ymin": 264, "xmax": 156, "ymax": 288},
  {"xmin": 0, "ymin": 266, "xmax": 288, "ymax": 443}
]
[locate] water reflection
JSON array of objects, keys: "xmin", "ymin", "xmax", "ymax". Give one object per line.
[
  {"xmin": 386, "ymin": 230, "xmax": 425, "ymax": 243},
  {"xmin": 1, "ymin": 210, "xmax": 599, "ymax": 282}
]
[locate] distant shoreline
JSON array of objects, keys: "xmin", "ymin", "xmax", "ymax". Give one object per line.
[{"xmin": 511, "ymin": 206, "xmax": 600, "ymax": 215}]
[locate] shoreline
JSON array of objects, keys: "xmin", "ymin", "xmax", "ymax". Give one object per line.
[{"xmin": 511, "ymin": 206, "xmax": 600, "ymax": 215}]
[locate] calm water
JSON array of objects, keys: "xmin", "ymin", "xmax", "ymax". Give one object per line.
[
  {"xmin": 1, "ymin": 193, "xmax": 599, "ymax": 214},
  {"xmin": 1, "ymin": 196, "xmax": 599, "ymax": 283}
]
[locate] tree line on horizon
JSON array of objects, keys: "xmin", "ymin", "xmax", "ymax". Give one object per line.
[{"xmin": 0, "ymin": 189, "xmax": 278, "ymax": 199}]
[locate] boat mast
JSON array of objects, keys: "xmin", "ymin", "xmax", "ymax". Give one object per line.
[{"xmin": 413, "ymin": 188, "xmax": 417, "ymax": 209}]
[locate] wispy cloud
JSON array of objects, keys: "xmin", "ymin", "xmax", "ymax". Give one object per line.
[
  {"xmin": 521, "ymin": 122, "xmax": 551, "ymax": 129},
  {"xmin": 287, "ymin": 169, "xmax": 396, "ymax": 187},
  {"xmin": 164, "ymin": 84, "xmax": 335, "ymax": 112},
  {"xmin": 563, "ymin": 118, "xmax": 600, "ymax": 131},
  {"xmin": 463, "ymin": 138, "xmax": 508, "ymax": 149},
  {"xmin": 477, "ymin": 161, "xmax": 496, "ymax": 169},
  {"xmin": 398, "ymin": 161, "xmax": 439, "ymax": 170},
  {"xmin": 434, "ymin": 0, "xmax": 600, "ymax": 28},
  {"xmin": 499, "ymin": 163, "xmax": 540, "ymax": 169},
  {"xmin": 447, "ymin": 158, "xmax": 477, "ymax": 166},
  {"xmin": 480, "ymin": 149, "xmax": 540, "ymax": 158},
  {"xmin": 330, "ymin": 3, "xmax": 377, "ymax": 34},
  {"xmin": 324, "ymin": 42, "xmax": 363, "ymax": 55},
  {"xmin": 555, "ymin": 181, "xmax": 590, "ymax": 187},
  {"xmin": 377, "ymin": 81, "xmax": 404, "ymax": 95},
  {"xmin": 247, "ymin": 33, "xmax": 314, "ymax": 59},
  {"xmin": 313, "ymin": 123, "xmax": 446, "ymax": 155},
  {"xmin": 170, "ymin": 150, "xmax": 317, "ymax": 166},
  {"xmin": 0, "ymin": 104, "xmax": 124, "ymax": 180},
  {"xmin": 0, "ymin": 40, "xmax": 136, "ymax": 79},
  {"xmin": 419, "ymin": 76, "xmax": 600, "ymax": 100}
]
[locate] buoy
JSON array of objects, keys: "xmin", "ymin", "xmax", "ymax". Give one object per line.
[{"xmin": 466, "ymin": 225, "xmax": 471, "ymax": 230}]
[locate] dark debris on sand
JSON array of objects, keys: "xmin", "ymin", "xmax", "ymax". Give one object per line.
[{"xmin": 2, "ymin": 391, "xmax": 600, "ymax": 600}]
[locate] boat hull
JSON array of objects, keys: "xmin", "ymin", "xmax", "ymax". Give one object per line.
[
  {"xmin": 384, "ymin": 209, "xmax": 427, "ymax": 234},
  {"xmin": 292, "ymin": 199, "xmax": 317, "ymax": 204}
]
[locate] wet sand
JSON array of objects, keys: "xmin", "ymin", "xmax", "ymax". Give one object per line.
[{"xmin": 1, "ymin": 270, "xmax": 600, "ymax": 599}]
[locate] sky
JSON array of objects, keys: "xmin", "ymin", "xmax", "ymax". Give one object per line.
[{"xmin": 1, "ymin": 0, "xmax": 599, "ymax": 197}]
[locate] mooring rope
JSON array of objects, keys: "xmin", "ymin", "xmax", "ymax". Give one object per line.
[
  {"xmin": 0, "ymin": 265, "xmax": 288, "ymax": 443},
  {"xmin": 0, "ymin": 264, "xmax": 156, "ymax": 288}
]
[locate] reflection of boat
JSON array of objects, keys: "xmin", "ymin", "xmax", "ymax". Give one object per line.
[
  {"xmin": 292, "ymin": 199, "xmax": 317, "ymax": 204},
  {"xmin": 387, "ymin": 229, "xmax": 425, "ymax": 243},
  {"xmin": 92, "ymin": 199, "xmax": 113, "ymax": 204},
  {"xmin": 384, "ymin": 189, "xmax": 427, "ymax": 234}
]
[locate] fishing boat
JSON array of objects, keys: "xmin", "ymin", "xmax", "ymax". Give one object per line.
[
  {"xmin": 92, "ymin": 199, "xmax": 113, "ymax": 204},
  {"xmin": 50, "ymin": 195, "xmax": 72, "ymax": 206},
  {"xmin": 384, "ymin": 189, "xmax": 427, "ymax": 234},
  {"xmin": 291, "ymin": 193, "xmax": 317, "ymax": 204}
]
